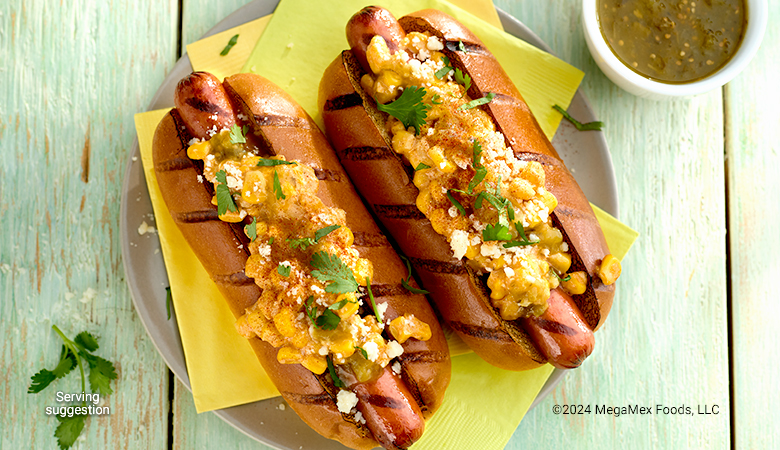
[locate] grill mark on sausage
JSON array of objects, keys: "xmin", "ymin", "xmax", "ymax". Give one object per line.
[
  {"xmin": 337, "ymin": 146, "xmax": 396, "ymax": 161},
  {"xmin": 408, "ymin": 257, "xmax": 466, "ymax": 275},
  {"xmin": 323, "ymin": 93, "xmax": 364, "ymax": 111},
  {"xmin": 444, "ymin": 40, "xmax": 487, "ymax": 55},
  {"xmin": 373, "ymin": 204, "xmax": 427, "ymax": 220},
  {"xmin": 532, "ymin": 318, "xmax": 579, "ymax": 336},
  {"xmin": 174, "ymin": 209, "xmax": 220, "ymax": 223},
  {"xmin": 365, "ymin": 394, "xmax": 405, "ymax": 410},
  {"xmin": 254, "ymin": 114, "xmax": 312, "ymax": 129},
  {"xmin": 397, "ymin": 350, "xmax": 449, "ymax": 364},
  {"xmin": 352, "ymin": 231, "xmax": 389, "ymax": 247},
  {"xmin": 369, "ymin": 283, "xmax": 414, "ymax": 297},
  {"xmin": 448, "ymin": 321, "xmax": 515, "ymax": 342},
  {"xmin": 155, "ymin": 156, "xmax": 195, "ymax": 172},
  {"xmin": 313, "ymin": 168, "xmax": 343, "ymax": 182},
  {"xmin": 281, "ymin": 391, "xmax": 334, "ymax": 406},
  {"xmin": 211, "ymin": 271, "xmax": 255, "ymax": 286},
  {"xmin": 184, "ymin": 96, "xmax": 227, "ymax": 116}
]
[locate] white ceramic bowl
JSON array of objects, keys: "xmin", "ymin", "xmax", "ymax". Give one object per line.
[{"xmin": 582, "ymin": 0, "xmax": 767, "ymax": 99}]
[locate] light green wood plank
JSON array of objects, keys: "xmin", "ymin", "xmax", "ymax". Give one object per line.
[
  {"xmin": 0, "ymin": 0, "xmax": 178, "ymax": 448},
  {"xmin": 495, "ymin": 0, "xmax": 730, "ymax": 448},
  {"xmin": 181, "ymin": 0, "xmax": 257, "ymax": 50},
  {"xmin": 172, "ymin": 378, "xmax": 275, "ymax": 450},
  {"xmin": 726, "ymin": 2, "xmax": 780, "ymax": 449}
]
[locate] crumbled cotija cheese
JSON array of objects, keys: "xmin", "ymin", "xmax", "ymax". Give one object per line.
[{"xmin": 337, "ymin": 390, "xmax": 359, "ymax": 414}]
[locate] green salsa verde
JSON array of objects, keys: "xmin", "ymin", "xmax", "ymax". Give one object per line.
[{"xmin": 598, "ymin": 0, "xmax": 747, "ymax": 83}]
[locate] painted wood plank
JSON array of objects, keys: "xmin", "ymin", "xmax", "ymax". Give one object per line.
[
  {"xmin": 726, "ymin": 2, "xmax": 780, "ymax": 449},
  {"xmin": 0, "ymin": 0, "xmax": 179, "ymax": 448},
  {"xmin": 494, "ymin": 1, "xmax": 730, "ymax": 448},
  {"xmin": 181, "ymin": 0, "xmax": 258, "ymax": 51}
]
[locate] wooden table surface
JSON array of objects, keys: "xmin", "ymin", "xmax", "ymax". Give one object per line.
[{"xmin": 2, "ymin": 0, "xmax": 778, "ymax": 448}]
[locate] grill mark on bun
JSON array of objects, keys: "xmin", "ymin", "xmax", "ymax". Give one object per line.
[
  {"xmin": 397, "ymin": 351, "xmax": 449, "ymax": 364},
  {"xmin": 352, "ymin": 231, "xmax": 389, "ymax": 247},
  {"xmin": 369, "ymin": 283, "xmax": 415, "ymax": 297},
  {"xmin": 281, "ymin": 391, "xmax": 334, "ymax": 406},
  {"xmin": 373, "ymin": 204, "xmax": 427, "ymax": 220},
  {"xmin": 448, "ymin": 321, "xmax": 515, "ymax": 342},
  {"xmin": 337, "ymin": 146, "xmax": 396, "ymax": 161},
  {"xmin": 254, "ymin": 114, "xmax": 312, "ymax": 129},
  {"xmin": 323, "ymin": 92, "xmax": 364, "ymax": 111},
  {"xmin": 211, "ymin": 271, "xmax": 256, "ymax": 286},
  {"xmin": 174, "ymin": 209, "xmax": 220, "ymax": 223},
  {"xmin": 155, "ymin": 156, "xmax": 195, "ymax": 172},
  {"xmin": 514, "ymin": 152, "xmax": 563, "ymax": 168},
  {"xmin": 408, "ymin": 257, "xmax": 467, "ymax": 275},
  {"xmin": 313, "ymin": 168, "xmax": 344, "ymax": 182}
]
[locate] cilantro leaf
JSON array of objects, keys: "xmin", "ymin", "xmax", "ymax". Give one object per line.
[
  {"xmin": 55, "ymin": 414, "xmax": 86, "ymax": 450},
  {"xmin": 377, "ymin": 86, "xmax": 429, "ymax": 135},
  {"xmin": 467, "ymin": 141, "xmax": 487, "ymax": 194},
  {"xmin": 399, "ymin": 255, "xmax": 429, "ymax": 295},
  {"xmin": 365, "ymin": 277, "xmax": 382, "ymax": 323},
  {"xmin": 277, "ymin": 263, "xmax": 291, "ymax": 277},
  {"xmin": 256, "ymin": 158, "xmax": 296, "ymax": 167},
  {"xmin": 245, "ymin": 217, "xmax": 257, "ymax": 242},
  {"xmin": 551, "ymin": 269, "xmax": 572, "ymax": 282},
  {"xmin": 84, "ymin": 354, "xmax": 117, "ymax": 396},
  {"xmin": 273, "ymin": 169, "xmax": 286, "ymax": 200},
  {"xmin": 215, "ymin": 170, "xmax": 238, "ymax": 215},
  {"xmin": 446, "ymin": 190, "xmax": 465, "ymax": 216},
  {"xmin": 354, "ymin": 346, "xmax": 369, "ymax": 359},
  {"xmin": 415, "ymin": 163, "xmax": 431, "ymax": 170},
  {"xmin": 458, "ymin": 92, "xmax": 496, "ymax": 110},
  {"xmin": 165, "ymin": 287, "xmax": 173, "ymax": 320},
  {"xmin": 310, "ymin": 251, "xmax": 359, "ymax": 294},
  {"xmin": 503, "ymin": 223, "xmax": 540, "ymax": 248},
  {"xmin": 74, "ymin": 331, "xmax": 99, "ymax": 352},
  {"xmin": 458, "ymin": 40, "xmax": 467, "ymax": 53},
  {"xmin": 430, "ymin": 94, "xmax": 442, "ymax": 105},
  {"xmin": 52, "ymin": 346, "xmax": 77, "ymax": 378},
  {"xmin": 553, "ymin": 104, "xmax": 603, "ymax": 131},
  {"xmin": 229, "ymin": 124, "xmax": 248, "ymax": 144},
  {"xmin": 326, "ymin": 356, "xmax": 345, "ymax": 388},
  {"xmin": 315, "ymin": 309, "xmax": 341, "ymax": 330},
  {"xmin": 454, "ymin": 68, "xmax": 472, "ymax": 95},
  {"xmin": 314, "ymin": 225, "xmax": 340, "ymax": 242},
  {"xmin": 483, "ymin": 223, "xmax": 512, "ymax": 242},
  {"xmin": 305, "ymin": 297, "xmax": 318, "ymax": 324},
  {"xmin": 435, "ymin": 56, "xmax": 452, "ymax": 79},
  {"xmin": 220, "ymin": 34, "xmax": 239, "ymax": 56},
  {"xmin": 28, "ymin": 369, "xmax": 57, "ymax": 394}
]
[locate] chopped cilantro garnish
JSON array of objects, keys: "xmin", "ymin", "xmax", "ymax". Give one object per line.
[
  {"xmin": 415, "ymin": 162, "xmax": 431, "ymax": 170},
  {"xmin": 430, "ymin": 94, "xmax": 442, "ymax": 105},
  {"xmin": 365, "ymin": 277, "xmax": 382, "ymax": 323},
  {"xmin": 245, "ymin": 217, "xmax": 257, "ymax": 242},
  {"xmin": 229, "ymin": 124, "xmax": 248, "ymax": 144},
  {"xmin": 327, "ymin": 356, "xmax": 345, "ymax": 387},
  {"xmin": 454, "ymin": 68, "xmax": 472, "ymax": 96},
  {"xmin": 503, "ymin": 223, "xmax": 540, "ymax": 248},
  {"xmin": 377, "ymin": 86, "xmax": 429, "ymax": 135},
  {"xmin": 220, "ymin": 34, "xmax": 239, "ymax": 56},
  {"xmin": 551, "ymin": 269, "xmax": 572, "ymax": 282},
  {"xmin": 435, "ymin": 56, "xmax": 452, "ymax": 79},
  {"xmin": 310, "ymin": 251, "xmax": 359, "ymax": 293},
  {"xmin": 553, "ymin": 104, "xmax": 603, "ymax": 131},
  {"xmin": 458, "ymin": 40, "xmax": 467, "ymax": 52},
  {"xmin": 354, "ymin": 346, "xmax": 369, "ymax": 359},
  {"xmin": 287, "ymin": 225, "xmax": 340, "ymax": 250},
  {"xmin": 277, "ymin": 263, "xmax": 291, "ymax": 277},
  {"xmin": 458, "ymin": 92, "xmax": 496, "ymax": 110},
  {"xmin": 446, "ymin": 190, "xmax": 466, "ymax": 216},
  {"xmin": 215, "ymin": 170, "xmax": 238, "ymax": 215},
  {"xmin": 272, "ymin": 169, "xmax": 285, "ymax": 200},
  {"xmin": 256, "ymin": 158, "xmax": 296, "ymax": 167},
  {"xmin": 466, "ymin": 140, "xmax": 487, "ymax": 194},
  {"xmin": 165, "ymin": 287, "xmax": 173, "ymax": 320},
  {"xmin": 400, "ymin": 255, "xmax": 429, "ymax": 295},
  {"xmin": 482, "ymin": 222, "xmax": 512, "ymax": 241}
]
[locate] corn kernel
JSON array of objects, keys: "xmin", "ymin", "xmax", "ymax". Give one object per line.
[
  {"xmin": 219, "ymin": 208, "xmax": 245, "ymax": 223},
  {"xmin": 291, "ymin": 330, "xmax": 309, "ymax": 349},
  {"xmin": 277, "ymin": 346, "xmax": 302, "ymax": 365},
  {"xmin": 187, "ymin": 140, "xmax": 210, "ymax": 160},
  {"xmin": 389, "ymin": 315, "xmax": 432, "ymax": 344},
  {"xmin": 561, "ymin": 271, "xmax": 588, "ymax": 295},
  {"xmin": 366, "ymin": 35, "xmax": 390, "ymax": 74},
  {"xmin": 330, "ymin": 337, "xmax": 355, "ymax": 357},
  {"xmin": 301, "ymin": 355, "xmax": 328, "ymax": 374},
  {"xmin": 541, "ymin": 190, "xmax": 558, "ymax": 212},
  {"xmin": 598, "ymin": 254, "xmax": 621, "ymax": 285},
  {"xmin": 241, "ymin": 170, "xmax": 268, "ymax": 204},
  {"xmin": 273, "ymin": 309, "xmax": 297, "ymax": 338},
  {"xmin": 352, "ymin": 259, "xmax": 373, "ymax": 287},
  {"xmin": 548, "ymin": 252, "xmax": 572, "ymax": 274},
  {"xmin": 360, "ymin": 73, "xmax": 376, "ymax": 96},
  {"xmin": 334, "ymin": 294, "xmax": 359, "ymax": 318}
]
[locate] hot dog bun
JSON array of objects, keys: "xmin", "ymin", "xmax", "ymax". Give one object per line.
[
  {"xmin": 153, "ymin": 72, "xmax": 450, "ymax": 449},
  {"xmin": 319, "ymin": 8, "xmax": 618, "ymax": 371}
]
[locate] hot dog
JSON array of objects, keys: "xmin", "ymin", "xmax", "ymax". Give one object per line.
[
  {"xmin": 153, "ymin": 71, "xmax": 450, "ymax": 449},
  {"xmin": 318, "ymin": 7, "xmax": 621, "ymax": 371}
]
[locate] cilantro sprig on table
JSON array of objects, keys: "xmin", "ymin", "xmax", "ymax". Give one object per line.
[
  {"xmin": 28, "ymin": 325, "xmax": 118, "ymax": 450},
  {"xmin": 377, "ymin": 86, "xmax": 429, "ymax": 135}
]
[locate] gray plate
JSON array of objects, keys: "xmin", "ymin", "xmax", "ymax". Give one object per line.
[{"xmin": 119, "ymin": 2, "xmax": 618, "ymax": 449}]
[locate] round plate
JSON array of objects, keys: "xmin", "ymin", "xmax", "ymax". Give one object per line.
[{"xmin": 120, "ymin": 2, "xmax": 618, "ymax": 449}]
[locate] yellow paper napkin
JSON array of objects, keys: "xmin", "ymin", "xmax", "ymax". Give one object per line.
[{"xmin": 133, "ymin": 0, "xmax": 638, "ymax": 448}]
